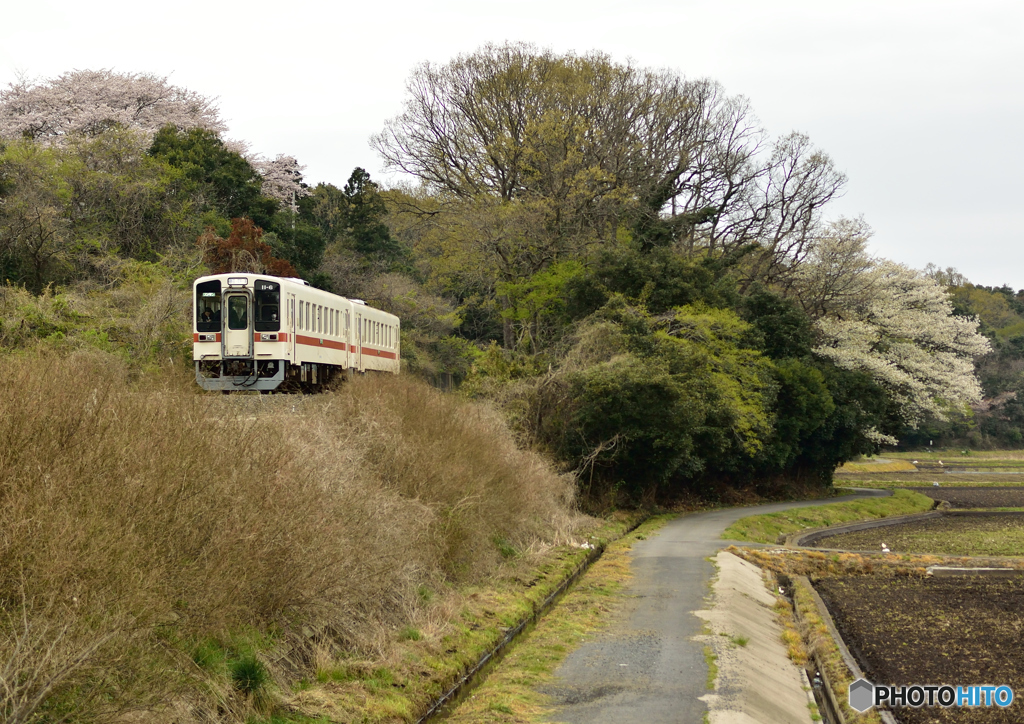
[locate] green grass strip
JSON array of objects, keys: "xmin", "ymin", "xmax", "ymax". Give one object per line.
[{"xmin": 722, "ymin": 489, "xmax": 934, "ymax": 544}]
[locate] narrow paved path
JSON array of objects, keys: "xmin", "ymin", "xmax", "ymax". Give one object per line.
[{"xmin": 541, "ymin": 490, "xmax": 889, "ymax": 724}]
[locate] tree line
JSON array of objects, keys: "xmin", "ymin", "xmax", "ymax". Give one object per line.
[{"xmin": 0, "ymin": 50, "xmax": 996, "ymax": 505}]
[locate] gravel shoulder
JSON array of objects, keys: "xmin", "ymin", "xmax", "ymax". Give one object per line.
[{"xmin": 697, "ymin": 551, "xmax": 813, "ymax": 724}]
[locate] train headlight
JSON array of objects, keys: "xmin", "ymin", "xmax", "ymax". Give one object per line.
[
  {"xmin": 198, "ymin": 333, "xmax": 217, "ymax": 342},
  {"xmin": 260, "ymin": 333, "xmax": 278, "ymax": 341}
]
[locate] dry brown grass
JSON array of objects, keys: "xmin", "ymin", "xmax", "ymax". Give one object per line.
[{"xmin": 0, "ymin": 351, "xmax": 579, "ymax": 722}]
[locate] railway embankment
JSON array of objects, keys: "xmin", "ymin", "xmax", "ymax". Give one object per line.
[{"xmin": 0, "ymin": 351, "xmax": 595, "ymax": 723}]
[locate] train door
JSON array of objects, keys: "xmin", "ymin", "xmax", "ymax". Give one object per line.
[
  {"xmin": 356, "ymin": 311, "xmax": 363, "ymax": 371},
  {"xmin": 223, "ymin": 292, "xmax": 252, "ymax": 357},
  {"xmin": 288, "ymin": 293, "xmax": 296, "ymax": 362},
  {"xmin": 344, "ymin": 307, "xmax": 352, "ymax": 370}
]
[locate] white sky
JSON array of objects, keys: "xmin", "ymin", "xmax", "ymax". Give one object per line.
[{"xmin": 2, "ymin": 0, "xmax": 1022, "ymax": 288}]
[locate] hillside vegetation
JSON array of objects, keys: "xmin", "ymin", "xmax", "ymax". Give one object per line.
[
  {"xmin": 0, "ymin": 352, "xmax": 580, "ymax": 721},
  {"xmin": 900, "ymin": 269, "xmax": 1024, "ymax": 449}
]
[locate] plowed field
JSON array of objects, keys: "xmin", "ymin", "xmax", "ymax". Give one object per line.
[
  {"xmin": 813, "ymin": 513, "xmax": 1024, "ymax": 557},
  {"xmin": 816, "ymin": 576, "xmax": 1024, "ymax": 723},
  {"xmin": 904, "ymin": 487, "xmax": 1024, "ymax": 509}
]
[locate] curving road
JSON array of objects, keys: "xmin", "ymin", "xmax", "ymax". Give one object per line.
[{"xmin": 541, "ymin": 489, "xmax": 890, "ymax": 724}]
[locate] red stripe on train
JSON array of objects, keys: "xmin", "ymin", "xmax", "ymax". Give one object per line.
[{"xmin": 293, "ymin": 337, "xmax": 398, "ymax": 359}]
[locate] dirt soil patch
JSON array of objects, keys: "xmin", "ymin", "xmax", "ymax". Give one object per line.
[
  {"xmin": 813, "ymin": 513, "xmax": 1024, "ymax": 557},
  {"xmin": 815, "ymin": 576, "xmax": 1024, "ymax": 723},
  {"xmin": 903, "ymin": 487, "xmax": 1024, "ymax": 509},
  {"xmin": 835, "ymin": 471, "xmax": 1024, "ymax": 485}
]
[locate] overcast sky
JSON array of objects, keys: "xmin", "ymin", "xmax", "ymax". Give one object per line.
[{"xmin": 2, "ymin": 0, "xmax": 1021, "ymax": 288}]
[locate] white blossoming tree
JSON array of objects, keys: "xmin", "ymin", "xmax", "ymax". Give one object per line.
[
  {"xmin": 252, "ymin": 154, "xmax": 310, "ymax": 208},
  {"xmin": 813, "ymin": 260, "xmax": 991, "ymax": 441},
  {"xmin": 0, "ymin": 69, "xmax": 225, "ymax": 145}
]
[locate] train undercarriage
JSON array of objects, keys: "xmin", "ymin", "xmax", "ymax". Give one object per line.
[{"xmin": 195, "ymin": 359, "xmax": 347, "ymax": 393}]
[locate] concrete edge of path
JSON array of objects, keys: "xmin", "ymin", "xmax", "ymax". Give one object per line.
[{"xmin": 696, "ymin": 551, "xmax": 815, "ymax": 724}]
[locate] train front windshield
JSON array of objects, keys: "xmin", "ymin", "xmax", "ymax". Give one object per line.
[
  {"xmin": 254, "ymin": 280, "xmax": 281, "ymax": 331},
  {"xmin": 196, "ymin": 280, "xmax": 221, "ymax": 331}
]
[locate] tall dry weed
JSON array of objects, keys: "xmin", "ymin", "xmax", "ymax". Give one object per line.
[{"xmin": 0, "ymin": 351, "xmax": 578, "ymax": 721}]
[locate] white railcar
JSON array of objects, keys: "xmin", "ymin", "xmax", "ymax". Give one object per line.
[{"xmin": 193, "ymin": 273, "xmax": 400, "ymax": 391}]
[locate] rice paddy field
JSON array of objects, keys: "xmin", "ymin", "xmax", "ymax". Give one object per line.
[{"xmin": 813, "ymin": 451, "xmax": 1024, "ymax": 722}]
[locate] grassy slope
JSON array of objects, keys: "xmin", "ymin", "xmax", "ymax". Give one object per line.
[
  {"xmin": 0, "ymin": 351, "xmax": 586, "ymax": 723},
  {"xmin": 721, "ymin": 489, "xmax": 935, "ymax": 544}
]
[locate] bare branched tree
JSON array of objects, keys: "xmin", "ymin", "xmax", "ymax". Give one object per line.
[{"xmin": 374, "ymin": 43, "xmax": 847, "ymax": 291}]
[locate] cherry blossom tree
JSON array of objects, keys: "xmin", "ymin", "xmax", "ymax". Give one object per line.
[
  {"xmin": 252, "ymin": 154, "xmax": 309, "ymax": 208},
  {"xmin": 0, "ymin": 70, "xmax": 225, "ymax": 145},
  {"xmin": 813, "ymin": 261, "xmax": 991, "ymax": 440}
]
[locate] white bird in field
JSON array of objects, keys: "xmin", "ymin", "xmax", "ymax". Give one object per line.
[
  {"xmin": 881, "ymin": 543, "xmax": 890, "ymax": 553},
  {"xmin": 933, "ymin": 482, "xmax": 940, "ymax": 487},
  {"xmin": 938, "ymin": 460, "xmax": 944, "ymax": 466},
  {"xmin": 913, "ymin": 460, "xmax": 919, "ymax": 464},
  {"xmin": 778, "ymin": 586, "xmax": 785, "ymax": 595}
]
